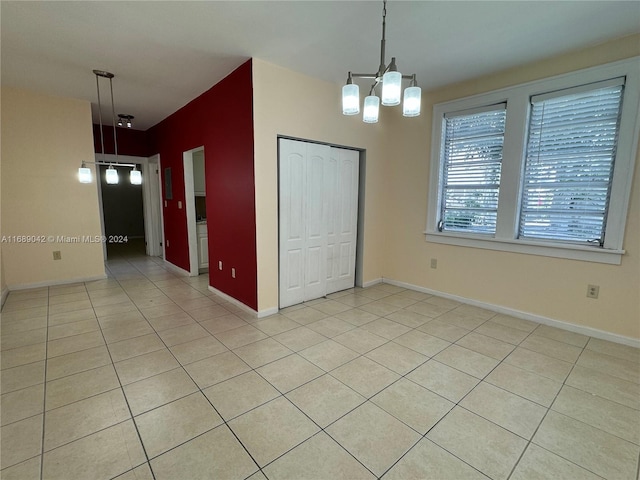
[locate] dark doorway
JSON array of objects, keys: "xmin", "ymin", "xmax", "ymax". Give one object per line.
[{"xmin": 99, "ymin": 164, "xmax": 145, "ymax": 258}]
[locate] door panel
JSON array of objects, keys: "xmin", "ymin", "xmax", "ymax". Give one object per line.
[
  {"xmin": 279, "ymin": 140, "xmax": 307, "ymax": 308},
  {"xmin": 303, "ymin": 144, "xmax": 328, "ymax": 301},
  {"xmin": 327, "ymin": 147, "xmax": 359, "ymax": 294}
]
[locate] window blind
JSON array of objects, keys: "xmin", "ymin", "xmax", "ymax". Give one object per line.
[
  {"xmin": 440, "ymin": 105, "xmax": 506, "ymax": 234},
  {"xmin": 519, "ymin": 79, "xmax": 624, "ymax": 245}
]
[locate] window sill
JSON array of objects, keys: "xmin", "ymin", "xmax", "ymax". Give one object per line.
[{"xmin": 424, "ymin": 231, "xmax": 624, "ymax": 265}]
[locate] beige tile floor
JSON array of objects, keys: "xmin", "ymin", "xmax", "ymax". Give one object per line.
[{"xmin": 1, "ymin": 251, "xmax": 639, "ymax": 480}]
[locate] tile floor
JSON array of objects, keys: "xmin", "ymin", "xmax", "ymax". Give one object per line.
[{"xmin": 1, "ymin": 251, "xmax": 639, "ymax": 480}]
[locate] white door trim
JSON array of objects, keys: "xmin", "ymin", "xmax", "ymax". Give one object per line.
[{"xmin": 143, "ymin": 154, "xmax": 163, "ymax": 257}]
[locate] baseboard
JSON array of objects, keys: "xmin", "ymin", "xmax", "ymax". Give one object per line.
[
  {"xmin": 382, "ymin": 277, "xmax": 640, "ymax": 348},
  {"xmin": 8, "ymin": 274, "xmax": 108, "ymax": 291},
  {"xmin": 206, "ymin": 285, "xmax": 275, "ymax": 318},
  {"xmin": 163, "ymin": 260, "xmax": 190, "ymax": 277},
  {"xmin": 1, "ymin": 287, "xmax": 9, "ymax": 308},
  {"xmin": 362, "ymin": 277, "xmax": 383, "ymax": 288}
]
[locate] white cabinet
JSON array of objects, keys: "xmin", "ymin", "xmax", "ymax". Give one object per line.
[{"xmin": 197, "ymin": 223, "xmax": 209, "ymax": 271}]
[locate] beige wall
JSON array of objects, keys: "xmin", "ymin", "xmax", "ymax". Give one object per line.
[
  {"xmin": 383, "ymin": 35, "xmax": 640, "ymax": 340},
  {"xmin": 1, "ymin": 87, "xmax": 105, "ymax": 288},
  {"xmin": 252, "ymin": 59, "xmax": 390, "ymax": 312}
]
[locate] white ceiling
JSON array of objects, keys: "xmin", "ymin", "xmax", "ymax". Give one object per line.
[{"xmin": 2, "ymin": 1, "xmax": 639, "ymax": 130}]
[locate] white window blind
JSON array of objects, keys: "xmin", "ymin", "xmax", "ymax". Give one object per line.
[
  {"xmin": 519, "ymin": 78, "xmax": 624, "ymax": 245},
  {"xmin": 439, "ymin": 105, "xmax": 506, "ymax": 234}
]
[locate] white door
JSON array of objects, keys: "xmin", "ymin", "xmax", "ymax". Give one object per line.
[{"xmin": 279, "ymin": 139, "xmax": 359, "ymax": 308}]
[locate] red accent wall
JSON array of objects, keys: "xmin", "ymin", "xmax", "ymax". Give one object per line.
[
  {"xmin": 148, "ymin": 60, "xmax": 257, "ymax": 310},
  {"xmin": 93, "ymin": 125, "xmax": 153, "ymax": 157}
]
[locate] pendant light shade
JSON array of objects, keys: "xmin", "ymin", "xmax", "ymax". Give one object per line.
[
  {"xmin": 130, "ymin": 168, "xmax": 142, "ymax": 185},
  {"xmin": 106, "ymin": 165, "xmax": 119, "ymax": 184},
  {"xmin": 382, "ymin": 71, "xmax": 402, "ymax": 106},
  {"xmin": 78, "ymin": 165, "xmax": 92, "ymax": 183},
  {"xmin": 403, "ymin": 85, "xmax": 421, "ymax": 117},
  {"xmin": 342, "ymin": 83, "xmax": 360, "ymax": 115},
  {"xmin": 363, "ymin": 95, "xmax": 380, "ymax": 123}
]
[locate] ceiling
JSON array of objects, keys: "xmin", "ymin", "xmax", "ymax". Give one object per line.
[{"xmin": 2, "ymin": 1, "xmax": 639, "ymax": 130}]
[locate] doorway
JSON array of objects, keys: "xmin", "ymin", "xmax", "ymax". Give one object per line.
[
  {"xmin": 95, "ymin": 154, "xmax": 164, "ymax": 261},
  {"xmin": 278, "ymin": 138, "xmax": 363, "ymax": 308},
  {"xmin": 183, "ymin": 147, "xmax": 208, "ymax": 276},
  {"xmin": 99, "ymin": 162, "xmax": 145, "ymax": 258}
]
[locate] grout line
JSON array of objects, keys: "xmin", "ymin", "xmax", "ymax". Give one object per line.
[{"xmin": 37, "ymin": 285, "xmax": 51, "ymax": 480}]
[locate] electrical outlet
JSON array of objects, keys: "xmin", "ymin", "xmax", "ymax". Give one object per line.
[
  {"xmin": 587, "ymin": 284, "xmax": 600, "ymax": 299},
  {"xmin": 430, "ymin": 258, "xmax": 437, "ymax": 269},
  {"xmin": 53, "ymin": 251, "xmax": 62, "ymax": 260},
  {"xmin": 218, "ymin": 261, "xmax": 223, "ymax": 270},
  {"xmin": 231, "ymin": 268, "xmax": 236, "ymax": 278}
]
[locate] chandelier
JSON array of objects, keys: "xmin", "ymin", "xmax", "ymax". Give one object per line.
[{"xmin": 342, "ymin": 0, "xmax": 421, "ymax": 123}]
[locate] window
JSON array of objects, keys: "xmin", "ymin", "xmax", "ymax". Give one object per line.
[
  {"xmin": 519, "ymin": 80, "xmax": 624, "ymax": 245},
  {"xmin": 427, "ymin": 58, "xmax": 639, "ymax": 265},
  {"xmin": 440, "ymin": 105, "xmax": 506, "ymax": 235}
]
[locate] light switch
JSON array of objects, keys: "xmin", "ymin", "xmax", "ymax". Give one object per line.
[
  {"xmin": 164, "ymin": 200, "xmax": 167, "ymax": 207},
  {"xmin": 178, "ymin": 201, "xmax": 182, "ymax": 209}
]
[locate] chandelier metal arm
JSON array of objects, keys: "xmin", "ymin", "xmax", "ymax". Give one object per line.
[{"xmin": 83, "ymin": 161, "xmax": 138, "ymax": 168}]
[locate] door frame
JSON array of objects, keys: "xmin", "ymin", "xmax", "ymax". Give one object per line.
[
  {"xmin": 143, "ymin": 154, "xmax": 164, "ymax": 257},
  {"xmin": 183, "ymin": 146, "xmax": 205, "ymax": 276},
  {"xmin": 277, "ymin": 136, "xmax": 366, "ymax": 308}
]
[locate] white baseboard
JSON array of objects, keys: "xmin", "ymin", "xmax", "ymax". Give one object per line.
[
  {"xmin": 382, "ymin": 277, "xmax": 640, "ymax": 348},
  {"xmin": 206, "ymin": 285, "xmax": 276, "ymax": 318},
  {"xmin": 163, "ymin": 260, "xmax": 191, "ymax": 277},
  {"xmin": 1, "ymin": 287, "xmax": 8, "ymax": 308},
  {"xmin": 362, "ymin": 277, "xmax": 383, "ymax": 288},
  {"xmin": 8, "ymin": 274, "xmax": 108, "ymax": 291}
]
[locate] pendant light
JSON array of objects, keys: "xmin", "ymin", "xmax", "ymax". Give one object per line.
[
  {"xmin": 78, "ymin": 70, "xmax": 141, "ymax": 185},
  {"xmin": 381, "ymin": 58, "xmax": 402, "ymax": 106},
  {"xmin": 78, "ymin": 161, "xmax": 92, "ymax": 183},
  {"xmin": 341, "ymin": 0, "xmax": 421, "ymax": 122},
  {"xmin": 105, "ymin": 165, "xmax": 119, "ymax": 184},
  {"xmin": 342, "ymin": 73, "xmax": 360, "ymax": 115},
  {"xmin": 403, "ymin": 75, "xmax": 421, "ymax": 117},
  {"xmin": 363, "ymin": 88, "xmax": 380, "ymax": 123},
  {"xmin": 130, "ymin": 166, "xmax": 142, "ymax": 185}
]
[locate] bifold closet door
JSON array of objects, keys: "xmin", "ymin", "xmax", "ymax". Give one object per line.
[{"xmin": 279, "ymin": 139, "xmax": 359, "ymax": 308}]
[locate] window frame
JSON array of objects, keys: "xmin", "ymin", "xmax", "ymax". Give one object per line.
[{"xmin": 426, "ymin": 57, "xmax": 640, "ymax": 265}]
